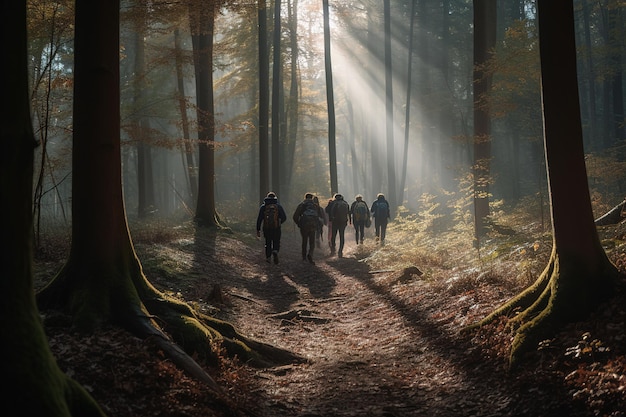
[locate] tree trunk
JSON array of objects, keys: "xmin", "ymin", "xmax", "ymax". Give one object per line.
[
  {"xmin": 190, "ymin": 1, "xmax": 221, "ymax": 227},
  {"xmin": 284, "ymin": 0, "xmax": 299, "ymax": 202},
  {"xmin": 400, "ymin": 0, "xmax": 417, "ymax": 207},
  {"xmin": 174, "ymin": 28, "xmax": 198, "ymax": 207},
  {"xmin": 323, "ymin": 0, "xmax": 338, "ymax": 195},
  {"xmin": 472, "ymin": 0, "xmax": 496, "ymax": 240},
  {"xmin": 470, "ymin": 0, "xmax": 618, "ymax": 368},
  {"xmin": 258, "ymin": 0, "xmax": 270, "ymax": 201},
  {"xmin": 383, "ymin": 0, "xmax": 397, "ymax": 211},
  {"xmin": 271, "ymin": 0, "xmax": 282, "ymax": 195},
  {"xmin": 1, "ymin": 2, "xmax": 105, "ymax": 415}
]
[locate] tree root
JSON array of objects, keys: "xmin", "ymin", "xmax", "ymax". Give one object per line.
[{"xmin": 465, "ymin": 246, "xmax": 617, "ymax": 369}]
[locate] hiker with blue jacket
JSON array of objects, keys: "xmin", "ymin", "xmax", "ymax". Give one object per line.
[
  {"xmin": 350, "ymin": 194, "xmax": 370, "ymax": 245},
  {"xmin": 371, "ymin": 193, "xmax": 390, "ymax": 245},
  {"xmin": 256, "ymin": 192, "xmax": 287, "ymax": 264}
]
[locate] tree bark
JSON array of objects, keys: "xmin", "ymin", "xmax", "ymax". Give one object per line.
[
  {"xmin": 323, "ymin": 0, "xmax": 338, "ymax": 195},
  {"xmin": 191, "ymin": 1, "xmax": 221, "ymax": 227},
  {"xmin": 258, "ymin": 0, "xmax": 270, "ymax": 201},
  {"xmin": 383, "ymin": 0, "xmax": 397, "ymax": 211},
  {"xmin": 271, "ymin": 0, "xmax": 282, "ymax": 195},
  {"xmin": 472, "ymin": 0, "xmax": 496, "ymax": 240}
]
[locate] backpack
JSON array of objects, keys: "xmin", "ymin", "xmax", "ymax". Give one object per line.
[
  {"xmin": 353, "ymin": 201, "xmax": 368, "ymax": 221},
  {"xmin": 333, "ymin": 200, "xmax": 350, "ymax": 224},
  {"xmin": 375, "ymin": 200, "xmax": 389, "ymax": 219},
  {"xmin": 264, "ymin": 203, "xmax": 280, "ymax": 229},
  {"xmin": 302, "ymin": 201, "xmax": 319, "ymax": 218},
  {"xmin": 299, "ymin": 201, "xmax": 320, "ymax": 231}
]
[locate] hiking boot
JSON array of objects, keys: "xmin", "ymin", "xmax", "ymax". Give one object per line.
[
  {"xmin": 307, "ymin": 254, "xmax": 314, "ymax": 264},
  {"xmin": 360, "ymin": 239, "xmax": 364, "ymax": 245},
  {"xmin": 338, "ymin": 251, "xmax": 343, "ymax": 258},
  {"xmin": 272, "ymin": 250, "xmax": 279, "ymax": 264},
  {"xmin": 266, "ymin": 256, "xmax": 271, "ymax": 263}
]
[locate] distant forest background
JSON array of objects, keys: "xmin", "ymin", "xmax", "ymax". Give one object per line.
[{"xmin": 29, "ymin": 0, "xmax": 625, "ymax": 236}]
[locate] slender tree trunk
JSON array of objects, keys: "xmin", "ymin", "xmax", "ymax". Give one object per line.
[
  {"xmin": 174, "ymin": 28, "xmax": 198, "ymax": 207},
  {"xmin": 258, "ymin": 0, "xmax": 270, "ymax": 201},
  {"xmin": 131, "ymin": 9, "xmax": 155, "ymax": 218},
  {"xmin": 323, "ymin": 0, "xmax": 338, "ymax": 195},
  {"xmin": 383, "ymin": 0, "xmax": 397, "ymax": 211},
  {"xmin": 472, "ymin": 0, "xmax": 496, "ymax": 240},
  {"xmin": 284, "ymin": 0, "xmax": 299, "ymax": 201},
  {"xmin": 400, "ymin": 0, "xmax": 417, "ymax": 207},
  {"xmin": 581, "ymin": 0, "xmax": 598, "ymax": 148},
  {"xmin": 272, "ymin": 0, "xmax": 281, "ymax": 195}
]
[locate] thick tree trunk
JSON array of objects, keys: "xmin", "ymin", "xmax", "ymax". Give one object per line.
[
  {"xmin": 469, "ymin": 0, "xmax": 618, "ymax": 368},
  {"xmin": 191, "ymin": 2, "xmax": 221, "ymax": 227},
  {"xmin": 2, "ymin": 2, "xmax": 105, "ymax": 415}
]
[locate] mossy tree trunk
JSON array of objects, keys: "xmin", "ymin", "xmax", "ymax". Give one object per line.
[
  {"xmin": 471, "ymin": 0, "xmax": 618, "ymax": 368},
  {"xmin": 1, "ymin": 2, "xmax": 105, "ymax": 415},
  {"xmin": 37, "ymin": 0, "xmax": 303, "ymax": 394}
]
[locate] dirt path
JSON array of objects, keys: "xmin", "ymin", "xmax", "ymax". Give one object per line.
[{"xmin": 200, "ymin": 230, "xmax": 586, "ymax": 417}]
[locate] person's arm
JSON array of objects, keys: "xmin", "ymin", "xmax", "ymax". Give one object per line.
[
  {"xmin": 256, "ymin": 205, "xmax": 264, "ymax": 236},
  {"xmin": 292, "ymin": 204, "xmax": 302, "ymax": 225}
]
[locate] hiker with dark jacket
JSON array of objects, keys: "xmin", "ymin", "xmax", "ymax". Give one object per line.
[
  {"xmin": 330, "ymin": 193, "xmax": 350, "ymax": 257},
  {"xmin": 313, "ymin": 195, "xmax": 326, "ymax": 248},
  {"xmin": 371, "ymin": 193, "xmax": 390, "ymax": 245},
  {"xmin": 324, "ymin": 198, "xmax": 335, "ymax": 250},
  {"xmin": 350, "ymin": 194, "xmax": 370, "ymax": 245},
  {"xmin": 256, "ymin": 192, "xmax": 287, "ymax": 264},
  {"xmin": 293, "ymin": 193, "xmax": 324, "ymax": 264}
]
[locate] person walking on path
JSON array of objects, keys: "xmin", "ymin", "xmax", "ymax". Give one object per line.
[
  {"xmin": 330, "ymin": 193, "xmax": 350, "ymax": 257},
  {"xmin": 293, "ymin": 193, "xmax": 324, "ymax": 264},
  {"xmin": 350, "ymin": 194, "xmax": 370, "ymax": 245},
  {"xmin": 370, "ymin": 193, "xmax": 390, "ymax": 245},
  {"xmin": 313, "ymin": 195, "xmax": 326, "ymax": 249},
  {"xmin": 324, "ymin": 198, "xmax": 335, "ymax": 251},
  {"xmin": 256, "ymin": 192, "xmax": 287, "ymax": 264}
]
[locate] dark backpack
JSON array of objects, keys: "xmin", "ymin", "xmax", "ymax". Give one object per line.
[
  {"xmin": 264, "ymin": 203, "xmax": 280, "ymax": 229},
  {"xmin": 376, "ymin": 200, "xmax": 389, "ymax": 219},
  {"xmin": 302, "ymin": 201, "xmax": 319, "ymax": 218},
  {"xmin": 353, "ymin": 201, "xmax": 368, "ymax": 221},
  {"xmin": 333, "ymin": 200, "xmax": 350, "ymax": 224},
  {"xmin": 299, "ymin": 201, "xmax": 319, "ymax": 230}
]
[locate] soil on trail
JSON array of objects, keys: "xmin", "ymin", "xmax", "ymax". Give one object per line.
[{"xmin": 40, "ymin": 226, "xmax": 626, "ymax": 417}]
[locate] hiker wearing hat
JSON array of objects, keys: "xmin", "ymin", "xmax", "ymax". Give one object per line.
[
  {"xmin": 293, "ymin": 192, "xmax": 324, "ymax": 264},
  {"xmin": 330, "ymin": 193, "xmax": 350, "ymax": 257},
  {"xmin": 256, "ymin": 192, "xmax": 287, "ymax": 264},
  {"xmin": 371, "ymin": 193, "xmax": 390, "ymax": 245},
  {"xmin": 350, "ymin": 194, "xmax": 370, "ymax": 245}
]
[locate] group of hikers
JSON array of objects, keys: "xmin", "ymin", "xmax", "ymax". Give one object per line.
[{"xmin": 256, "ymin": 191, "xmax": 391, "ymax": 265}]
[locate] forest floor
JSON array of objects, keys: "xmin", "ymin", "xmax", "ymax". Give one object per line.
[{"xmin": 36, "ymin": 218, "xmax": 626, "ymax": 417}]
